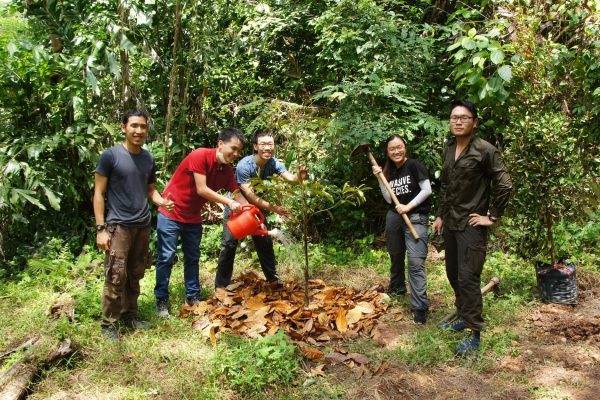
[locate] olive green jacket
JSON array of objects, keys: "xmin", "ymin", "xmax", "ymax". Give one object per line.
[{"xmin": 436, "ymin": 135, "xmax": 512, "ymax": 231}]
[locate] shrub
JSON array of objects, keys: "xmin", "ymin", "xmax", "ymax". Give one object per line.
[{"xmin": 208, "ymin": 331, "xmax": 299, "ymax": 398}]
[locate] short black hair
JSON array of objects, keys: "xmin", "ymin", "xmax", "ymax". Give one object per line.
[
  {"xmin": 122, "ymin": 109, "xmax": 149, "ymax": 125},
  {"xmin": 450, "ymin": 99, "xmax": 478, "ymax": 119},
  {"xmin": 218, "ymin": 127, "xmax": 247, "ymax": 146},
  {"xmin": 253, "ymin": 130, "xmax": 275, "ymax": 145}
]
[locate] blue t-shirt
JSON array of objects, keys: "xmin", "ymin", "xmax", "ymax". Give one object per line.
[
  {"xmin": 95, "ymin": 144, "xmax": 156, "ymax": 227},
  {"xmin": 235, "ymin": 155, "xmax": 287, "ymax": 184}
]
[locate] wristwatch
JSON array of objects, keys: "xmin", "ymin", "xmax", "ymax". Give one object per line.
[
  {"xmin": 96, "ymin": 223, "xmax": 107, "ymax": 232},
  {"xmin": 488, "ymin": 215, "xmax": 499, "ymax": 223}
]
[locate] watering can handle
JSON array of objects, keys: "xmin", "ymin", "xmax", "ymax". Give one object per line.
[
  {"xmin": 255, "ymin": 207, "xmax": 265, "ymax": 224},
  {"xmin": 252, "ymin": 207, "xmax": 267, "ymax": 235},
  {"xmin": 229, "ymin": 204, "xmax": 255, "ymax": 217}
]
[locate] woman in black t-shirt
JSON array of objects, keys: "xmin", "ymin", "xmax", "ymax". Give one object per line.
[{"xmin": 373, "ymin": 135, "xmax": 431, "ymax": 324}]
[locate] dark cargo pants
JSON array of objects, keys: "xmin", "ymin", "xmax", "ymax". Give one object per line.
[
  {"xmin": 101, "ymin": 224, "xmax": 150, "ymax": 327},
  {"xmin": 443, "ymin": 225, "xmax": 488, "ymax": 331},
  {"xmin": 215, "ymin": 211, "xmax": 279, "ymax": 288}
]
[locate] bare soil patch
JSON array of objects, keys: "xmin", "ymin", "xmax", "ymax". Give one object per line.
[{"xmin": 309, "ymin": 270, "xmax": 600, "ymax": 400}]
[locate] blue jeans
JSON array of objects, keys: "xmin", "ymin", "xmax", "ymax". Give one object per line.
[
  {"xmin": 154, "ymin": 212, "xmax": 203, "ymax": 301},
  {"xmin": 385, "ymin": 211, "xmax": 429, "ymax": 312}
]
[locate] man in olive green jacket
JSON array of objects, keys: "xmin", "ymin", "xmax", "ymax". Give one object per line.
[{"xmin": 432, "ymin": 99, "xmax": 512, "ymax": 355}]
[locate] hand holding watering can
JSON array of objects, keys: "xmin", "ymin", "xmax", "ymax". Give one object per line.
[{"xmin": 227, "ymin": 204, "xmax": 269, "ymax": 240}]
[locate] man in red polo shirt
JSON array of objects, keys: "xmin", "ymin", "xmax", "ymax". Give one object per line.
[{"xmin": 154, "ymin": 128, "xmax": 247, "ymax": 317}]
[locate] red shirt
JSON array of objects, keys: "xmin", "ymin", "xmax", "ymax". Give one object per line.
[{"xmin": 158, "ymin": 148, "xmax": 238, "ymax": 223}]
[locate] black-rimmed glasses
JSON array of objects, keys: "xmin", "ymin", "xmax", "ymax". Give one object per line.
[{"xmin": 450, "ymin": 115, "xmax": 474, "ymax": 123}]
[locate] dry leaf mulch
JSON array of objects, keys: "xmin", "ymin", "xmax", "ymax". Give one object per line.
[{"xmin": 180, "ymin": 271, "xmax": 390, "ymax": 351}]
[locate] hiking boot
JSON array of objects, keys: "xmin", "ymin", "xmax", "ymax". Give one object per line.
[
  {"xmin": 454, "ymin": 331, "xmax": 481, "ymax": 356},
  {"xmin": 186, "ymin": 297, "xmax": 200, "ymax": 307},
  {"xmin": 156, "ymin": 298, "xmax": 170, "ymax": 318},
  {"xmin": 267, "ymin": 279, "xmax": 284, "ymax": 289},
  {"xmin": 439, "ymin": 319, "xmax": 467, "ymax": 331},
  {"xmin": 413, "ymin": 309, "xmax": 427, "ymax": 324},
  {"xmin": 122, "ymin": 316, "xmax": 151, "ymax": 330},
  {"xmin": 101, "ymin": 324, "xmax": 120, "ymax": 342}
]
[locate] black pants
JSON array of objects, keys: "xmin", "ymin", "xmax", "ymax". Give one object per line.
[
  {"xmin": 214, "ymin": 212, "xmax": 279, "ymax": 288},
  {"xmin": 443, "ymin": 225, "xmax": 487, "ymax": 331}
]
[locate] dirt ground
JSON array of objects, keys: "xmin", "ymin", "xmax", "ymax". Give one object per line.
[{"xmin": 318, "ymin": 275, "xmax": 600, "ymax": 400}]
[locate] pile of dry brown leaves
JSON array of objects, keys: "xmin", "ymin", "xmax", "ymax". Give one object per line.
[{"xmin": 180, "ymin": 271, "xmax": 390, "ymax": 353}]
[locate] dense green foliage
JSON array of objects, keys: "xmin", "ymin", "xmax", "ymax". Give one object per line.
[
  {"xmin": 209, "ymin": 331, "xmax": 299, "ymax": 397},
  {"xmin": 0, "ymin": 0, "xmax": 598, "ymax": 272},
  {"xmin": 444, "ymin": 0, "xmax": 599, "ymax": 263}
]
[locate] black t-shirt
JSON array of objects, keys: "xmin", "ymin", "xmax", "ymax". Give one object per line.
[
  {"xmin": 387, "ymin": 158, "xmax": 430, "ymax": 215},
  {"xmin": 95, "ymin": 144, "xmax": 157, "ymax": 227}
]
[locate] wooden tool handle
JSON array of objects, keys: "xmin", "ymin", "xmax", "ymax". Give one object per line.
[
  {"xmin": 367, "ymin": 152, "xmax": 419, "ymax": 240},
  {"xmin": 440, "ymin": 276, "xmax": 500, "ymax": 323},
  {"xmin": 480, "ymin": 276, "xmax": 500, "ymax": 296}
]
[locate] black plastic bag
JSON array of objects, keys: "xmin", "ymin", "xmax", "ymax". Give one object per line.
[{"xmin": 536, "ymin": 258, "xmax": 578, "ymax": 305}]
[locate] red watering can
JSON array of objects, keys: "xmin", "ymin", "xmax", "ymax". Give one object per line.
[{"xmin": 227, "ymin": 204, "xmax": 268, "ymax": 239}]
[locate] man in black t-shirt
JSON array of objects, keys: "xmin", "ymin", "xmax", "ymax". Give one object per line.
[{"xmin": 93, "ymin": 109, "xmax": 174, "ymax": 341}]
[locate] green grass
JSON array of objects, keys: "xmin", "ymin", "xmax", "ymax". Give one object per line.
[
  {"xmin": 0, "ymin": 236, "xmax": 598, "ymax": 398},
  {"xmin": 207, "ymin": 331, "xmax": 299, "ymax": 399}
]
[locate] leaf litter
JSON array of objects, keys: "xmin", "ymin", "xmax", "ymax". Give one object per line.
[{"xmin": 182, "ymin": 271, "xmax": 390, "ymax": 370}]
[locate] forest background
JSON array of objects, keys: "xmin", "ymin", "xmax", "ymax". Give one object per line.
[
  {"xmin": 0, "ymin": 0, "xmax": 598, "ymax": 270},
  {"xmin": 0, "ymin": 0, "xmax": 598, "ymax": 275}
]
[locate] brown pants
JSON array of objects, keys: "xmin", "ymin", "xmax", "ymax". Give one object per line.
[
  {"xmin": 101, "ymin": 224, "xmax": 151, "ymax": 327},
  {"xmin": 443, "ymin": 225, "xmax": 488, "ymax": 331}
]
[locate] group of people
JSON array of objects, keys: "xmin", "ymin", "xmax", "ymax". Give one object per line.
[
  {"xmin": 94, "ymin": 114, "xmax": 304, "ymax": 341},
  {"xmin": 93, "ymin": 99, "xmax": 512, "ymax": 355},
  {"xmin": 374, "ymin": 100, "xmax": 512, "ymax": 355}
]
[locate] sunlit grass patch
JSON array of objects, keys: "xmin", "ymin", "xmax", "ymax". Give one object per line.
[{"xmin": 392, "ymin": 328, "xmax": 456, "ymax": 367}]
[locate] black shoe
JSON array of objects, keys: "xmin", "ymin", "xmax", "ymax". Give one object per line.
[
  {"xmin": 122, "ymin": 316, "xmax": 151, "ymax": 330},
  {"xmin": 156, "ymin": 298, "xmax": 170, "ymax": 318},
  {"xmin": 186, "ymin": 297, "xmax": 200, "ymax": 307},
  {"xmin": 413, "ymin": 309, "xmax": 427, "ymax": 324},
  {"xmin": 387, "ymin": 287, "xmax": 407, "ymax": 296},
  {"xmin": 454, "ymin": 330, "xmax": 481, "ymax": 356},
  {"xmin": 101, "ymin": 324, "xmax": 120, "ymax": 341},
  {"xmin": 267, "ymin": 278, "xmax": 284, "ymax": 288}
]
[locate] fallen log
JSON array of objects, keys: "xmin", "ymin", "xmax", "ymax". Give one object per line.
[
  {"xmin": 0, "ymin": 363, "xmax": 38, "ymax": 400},
  {"xmin": 0, "ymin": 339, "xmax": 76, "ymax": 400},
  {"xmin": 0, "ymin": 337, "xmax": 39, "ymax": 363}
]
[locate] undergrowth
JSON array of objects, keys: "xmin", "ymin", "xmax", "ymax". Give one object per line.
[
  {"xmin": 208, "ymin": 331, "xmax": 299, "ymax": 399},
  {"xmin": 0, "ymin": 229, "xmax": 597, "ymax": 399}
]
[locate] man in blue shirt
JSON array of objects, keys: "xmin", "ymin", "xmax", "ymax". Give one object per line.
[{"xmin": 215, "ymin": 130, "xmax": 307, "ymax": 288}]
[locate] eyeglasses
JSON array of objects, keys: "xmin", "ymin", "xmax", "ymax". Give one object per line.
[
  {"xmin": 450, "ymin": 115, "xmax": 474, "ymax": 123},
  {"xmin": 388, "ymin": 145, "xmax": 405, "ymax": 152}
]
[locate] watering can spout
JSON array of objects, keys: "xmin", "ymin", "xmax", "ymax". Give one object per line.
[{"xmin": 227, "ymin": 204, "xmax": 268, "ymax": 240}]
